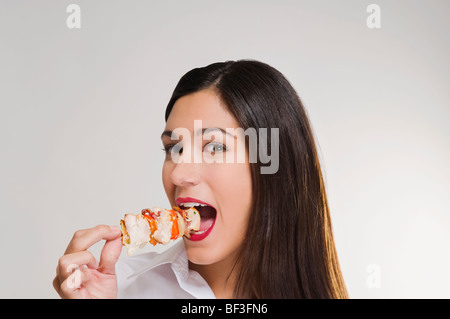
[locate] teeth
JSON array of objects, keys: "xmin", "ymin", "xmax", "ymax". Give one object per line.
[{"xmin": 179, "ymin": 202, "xmax": 207, "ymax": 208}]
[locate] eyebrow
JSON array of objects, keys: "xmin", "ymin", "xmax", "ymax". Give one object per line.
[{"xmin": 161, "ymin": 127, "xmax": 237, "ymax": 140}]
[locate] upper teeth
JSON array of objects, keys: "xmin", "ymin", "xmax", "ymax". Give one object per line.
[{"xmin": 180, "ymin": 202, "xmax": 207, "ymax": 208}]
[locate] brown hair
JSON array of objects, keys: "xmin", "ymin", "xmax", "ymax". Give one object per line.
[{"xmin": 165, "ymin": 60, "xmax": 348, "ymax": 298}]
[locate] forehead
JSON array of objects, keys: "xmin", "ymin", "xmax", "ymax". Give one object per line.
[{"xmin": 165, "ymin": 89, "xmax": 239, "ymax": 130}]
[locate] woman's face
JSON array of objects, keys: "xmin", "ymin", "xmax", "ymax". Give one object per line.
[{"xmin": 162, "ymin": 89, "xmax": 252, "ymax": 265}]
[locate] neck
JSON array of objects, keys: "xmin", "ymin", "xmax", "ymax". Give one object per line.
[{"xmin": 189, "ymin": 255, "xmax": 239, "ymax": 299}]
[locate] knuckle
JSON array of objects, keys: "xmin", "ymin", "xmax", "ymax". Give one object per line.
[
  {"xmin": 58, "ymin": 255, "xmax": 78, "ymax": 272},
  {"xmin": 72, "ymin": 229, "xmax": 85, "ymax": 239},
  {"xmin": 59, "ymin": 261, "xmax": 74, "ymax": 276},
  {"xmin": 83, "ymin": 250, "xmax": 95, "ymax": 262},
  {"xmin": 94, "ymin": 224, "xmax": 110, "ymax": 233},
  {"xmin": 58, "ymin": 255, "xmax": 69, "ymax": 268}
]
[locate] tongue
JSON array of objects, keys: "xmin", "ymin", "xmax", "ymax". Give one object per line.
[{"xmin": 196, "ymin": 206, "xmax": 216, "ymax": 231}]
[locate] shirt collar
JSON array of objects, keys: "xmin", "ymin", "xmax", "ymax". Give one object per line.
[
  {"xmin": 124, "ymin": 241, "xmax": 216, "ymax": 299},
  {"xmin": 126, "ymin": 241, "xmax": 185, "ymax": 280}
]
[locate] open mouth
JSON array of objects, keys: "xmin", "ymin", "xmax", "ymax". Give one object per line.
[{"xmin": 177, "ymin": 198, "xmax": 217, "ymax": 240}]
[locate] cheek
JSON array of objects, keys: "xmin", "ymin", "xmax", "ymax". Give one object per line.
[
  {"xmin": 223, "ymin": 162, "xmax": 251, "ymax": 198},
  {"xmin": 162, "ymin": 162, "xmax": 174, "ymax": 198},
  {"xmin": 211, "ymin": 162, "xmax": 252, "ymax": 230}
]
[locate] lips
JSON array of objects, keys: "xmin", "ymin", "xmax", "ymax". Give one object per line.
[
  {"xmin": 176, "ymin": 197, "xmax": 217, "ymax": 241},
  {"xmin": 176, "ymin": 197, "xmax": 213, "ymax": 208}
]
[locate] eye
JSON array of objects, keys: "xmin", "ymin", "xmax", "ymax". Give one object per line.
[
  {"xmin": 204, "ymin": 142, "xmax": 226, "ymax": 155},
  {"xmin": 162, "ymin": 144, "xmax": 183, "ymax": 155}
]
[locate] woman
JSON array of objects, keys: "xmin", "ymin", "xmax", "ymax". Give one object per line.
[{"xmin": 53, "ymin": 60, "xmax": 348, "ymax": 298}]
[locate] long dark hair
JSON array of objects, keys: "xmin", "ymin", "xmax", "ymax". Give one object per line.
[{"xmin": 165, "ymin": 60, "xmax": 348, "ymax": 298}]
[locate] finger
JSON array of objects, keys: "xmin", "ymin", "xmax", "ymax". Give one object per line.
[
  {"xmin": 65, "ymin": 225, "xmax": 121, "ymax": 254},
  {"xmin": 98, "ymin": 229, "xmax": 123, "ymax": 275},
  {"xmin": 57, "ymin": 251, "xmax": 98, "ymax": 283}
]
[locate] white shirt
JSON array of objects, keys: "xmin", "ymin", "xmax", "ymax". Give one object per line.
[{"xmin": 115, "ymin": 241, "xmax": 216, "ymax": 298}]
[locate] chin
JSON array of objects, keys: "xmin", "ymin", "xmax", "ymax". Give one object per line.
[
  {"xmin": 186, "ymin": 254, "xmax": 215, "ymax": 266},
  {"xmin": 184, "ymin": 243, "xmax": 219, "ymax": 265}
]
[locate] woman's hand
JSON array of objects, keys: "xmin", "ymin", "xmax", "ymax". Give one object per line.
[{"xmin": 53, "ymin": 225, "xmax": 123, "ymax": 299}]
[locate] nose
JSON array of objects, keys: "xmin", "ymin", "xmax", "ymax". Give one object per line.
[{"xmin": 170, "ymin": 161, "xmax": 200, "ymax": 187}]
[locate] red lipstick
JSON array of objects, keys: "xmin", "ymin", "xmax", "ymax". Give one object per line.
[
  {"xmin": 188, "ymin": 217, "xmax": 216, "ymax": 241},
  {"xmin": 176, "ymin": 197, "xmax": 215, "ymax": 209}
]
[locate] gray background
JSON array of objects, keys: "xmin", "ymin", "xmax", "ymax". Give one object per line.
[{"xmin": 1, "ymin": 0, "xmax": 449, "ymax": 298}]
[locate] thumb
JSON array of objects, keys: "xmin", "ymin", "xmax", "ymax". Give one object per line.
[{"xmin": 98, "ymin": 226, "xmax": 122, "ymax": 275}]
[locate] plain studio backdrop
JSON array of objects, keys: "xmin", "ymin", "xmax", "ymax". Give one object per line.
[{"xmin": 1, "ymin": 0, "xmax": 449, "ymax": 298}]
